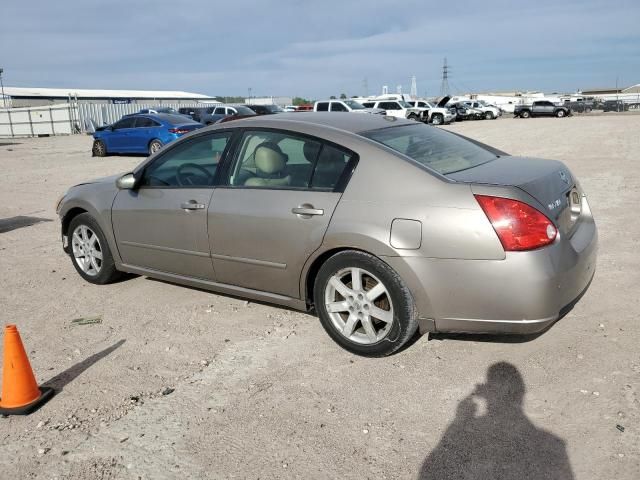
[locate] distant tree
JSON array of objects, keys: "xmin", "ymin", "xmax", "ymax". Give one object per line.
[
  {"xmin": 217, "ymin": 96, "xmax": 245, "ymax": 103},
  {"xmin": 330, "ymin": 95, "xmax": 336, "ymax": 99},
  {"xmin": 340, "ymin": 93, "xmax": 347, "ymax": 99},
  {"xmin": 292, "ymin": 96, "xmax": 312, "ymax": 106}
]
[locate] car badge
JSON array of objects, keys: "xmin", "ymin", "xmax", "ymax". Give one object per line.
[{"xmin": 559, "ymin": 170, "xmax": 569, "ymax": 184}]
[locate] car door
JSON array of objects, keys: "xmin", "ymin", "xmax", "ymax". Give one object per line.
[
  {"xmin": 108, "ymin": 117, "xmax": 137, "ymax": 152},
  {"xmin": 132, "ymin": 116, "xmax": 161, "ymax": 152},
  {"xmin": 111, "ymin": 131, "xmax": 234, "ymax": 280},
  {"xmin": 208, "ymin": 129, "xmax": 356, "ymax": 298}
]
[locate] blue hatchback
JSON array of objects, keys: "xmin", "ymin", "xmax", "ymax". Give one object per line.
[{"xmin": 92, "ymin": 113, "xmax": 203, "ymax": 156}]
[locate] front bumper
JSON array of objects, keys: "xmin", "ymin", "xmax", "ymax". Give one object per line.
[{"xmin": 385, "ymin": 206, "xmax": 598, "ymax": 335}]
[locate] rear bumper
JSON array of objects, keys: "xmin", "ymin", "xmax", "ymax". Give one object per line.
[{"xmin": 385, "ymin": 202, "xmax": 598, "ymax": 335}]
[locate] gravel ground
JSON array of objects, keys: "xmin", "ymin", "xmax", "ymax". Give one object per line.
[{"xmin": 0, "ymin": 114, "xmax": 638, "ymax": 479}]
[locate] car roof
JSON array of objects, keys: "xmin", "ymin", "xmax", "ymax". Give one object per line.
[{"xmin": 212, "ymin": 112, "xmax": 413, "ymax": 134}]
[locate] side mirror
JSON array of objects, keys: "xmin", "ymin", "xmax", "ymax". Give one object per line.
[{"xmin": 116, "ymin": 173, "xmax": 136, "ymax": 190}]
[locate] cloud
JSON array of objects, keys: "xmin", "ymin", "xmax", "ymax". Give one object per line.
[{"xmin": 1, "ymin": 0, "xmax": 639, "ymax": 98}]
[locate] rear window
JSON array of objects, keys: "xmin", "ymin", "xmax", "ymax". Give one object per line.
[
  {"xmin": 159, "ymin": 114, "xmax": 199, "ymax": 125},
  {"xmin": 361, "ymin": 124, "xmax": 496, "ymax": 175}
]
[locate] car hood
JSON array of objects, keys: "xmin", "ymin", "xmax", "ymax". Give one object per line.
[
  {"xmin": 72, "ymin": 173, "xmax": 123, "ymax": 188},
  {"xmin": 436, "ymin": 96, "xmax": 451, "ymax": 108}
]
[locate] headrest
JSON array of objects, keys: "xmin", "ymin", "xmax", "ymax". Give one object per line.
[
  {"xmin": 255, "ymin": 143, "xmax": 286, "ymax": 174},
  {"xmin": 303, "ymin": 142, "xmax": 321, "ymax": 162}
]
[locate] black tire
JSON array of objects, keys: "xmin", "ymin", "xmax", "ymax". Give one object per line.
[
  {"xmin": 314, "ymin": 250, "xmax": 418, "ymax": 357},
  {"xmin": 92, "ymin": 140, "xmax": 107, "ymax": 157},
  {"xmin": 148, "ymin": 139, "xmax": 163, "ymax": 155},
  {"xmin": 556, "ymin": 109, "xmax": 566, "ymax": 118},
  {"xmin": 68, "ymin": 213, "xmax": 122, "ymax": 285},
  {"xmin": 407, "ymin": 113, "xmax": 419, "ymax": 121},
  {"xmin": 520, "ymin": 110, "xmax": 531, "ymax": 118},
  {"xmin": 431, "ymin": 113, "xmax": 444, "ymax": 125},
  {"xmin": 484, "ymin": 111, "xmax": 494, "ymax": 120}
]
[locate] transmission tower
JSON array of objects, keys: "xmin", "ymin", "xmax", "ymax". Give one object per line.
[
  {"xmin": 410, "ymin": 76, "xmax": 417, "ymax": 98},
  {"xmin": 440, "ymin": 58, "xmax": 450, "ymax": 97},
  {"xmin": 362, "ymin": 77, "xmax": 369, "ymax": 97}
]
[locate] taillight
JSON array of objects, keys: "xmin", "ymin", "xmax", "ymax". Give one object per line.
[
  {"xmin": 168, "ymin": 128, "xmax": 189, "ymax": 134},
  {"xmin": 475, "ymin": 195, "xmax": 557, "ymax": 251}
]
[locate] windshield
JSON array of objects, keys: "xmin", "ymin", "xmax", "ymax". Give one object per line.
[
  {"xmin": 398, "ymin": 101, "xmax": 412, "ymax": 108},
  {"xmin": 162, "ymin": 114, "xmax": 200, "ymax": 125},
  {"xmin": 344, "ymin": 100, "xmax": 365, "ymax": 110},
  {"xmin": 361, "ymin": 124, "xmax": 497, "ymax": 175},
  {"xmin": 265, "ymin": 105, "xmax": 285, "ymax": 113},
  {"xmin": 234, "ymin": 106, "xmax": 257, "ymax": 115}
]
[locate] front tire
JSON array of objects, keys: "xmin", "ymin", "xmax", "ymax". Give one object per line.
[
  {"xmin": 520, "ymin": 110, "xmax": 531, "ymax": 118},
  {"xmin": 484, "ymin": 111, "xmax": 494, "ymax": 120},
  {"xmin": 556, "ymin": 109, "xmax": 566, "ymax": 118},
  {"xmin": 92, "ymin": 140, "xmax": 107, "ymax": 157},
  {"xmin": 148, "ymin": 139, "xmax": 163, "ymax": 155},
  {"xmin": 407, "ymin": 113, "xmax": 419, "ymax": 121},
  {"xmin": 314, "ymin": 251, "xmax": 418, "ymax": 357},
  {"xmin": 68, "ymin": 213, "xmax": 121, "ymax": 285},
  {"xmin": 431, "ymin": 114, "xmax": 444, "ymax": 125}
]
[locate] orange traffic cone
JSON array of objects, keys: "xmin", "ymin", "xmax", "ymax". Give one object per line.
[{"xmin": 0, "ymin": 324, "xmax": 54, "ymax": 415}]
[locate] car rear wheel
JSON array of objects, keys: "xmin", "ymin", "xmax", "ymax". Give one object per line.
[
  {"xmin": 484, "ymin": 111, "xmax": 494, "ymax": 120},
  {"xmin": 68, "ymin": 213, "xmax": 121, "ymax": 285},
  {"xmin": 556, "ymin": 110, "xmax": 566, "ymax": 118},
  {"xmin": 314, "ymin": 251, "xmax": 418, "ymax": 357},
  {"xmin": 431, "ymin": 114, "xmax": 444, "ymax": 125},
  {"xmin": 92, "ymin": 140, "xmax": 107, "ymax": 157},
  {"xmin": 149, "ymin": 139, "xmax": 163, "ymax": 155}
]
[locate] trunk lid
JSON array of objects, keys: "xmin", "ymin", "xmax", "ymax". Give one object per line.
[{"xmin": 448, "ymin": 156, "xmax": 579, "ymax": 231}]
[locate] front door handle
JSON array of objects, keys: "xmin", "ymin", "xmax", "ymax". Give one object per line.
[
  {"xmin": 292, "ymin": 205, "xmax": 324, "ymax": 217},
  {"xmin": 181, "ymin": 201, "xmax": 206, "ymax": 210}
]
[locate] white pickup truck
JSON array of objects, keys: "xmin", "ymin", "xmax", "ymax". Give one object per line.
[
  {"xmin": 404, "ymin": 99, "xmax": 457, "ymax": 125},
  {"xmin": 313, "ymin": 99, "xmax": 385, "ymax": 115}
]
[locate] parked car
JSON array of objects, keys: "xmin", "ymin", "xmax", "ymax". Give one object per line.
[
  {"xmin": 602, "ymin": 100, "xmax": 630, "ymax": 112},
  {"xmin": 448, "ymin": 102, "xmax": 484, "ymax": 121},
  {"xmin": 199, "ymin": 105, "xmax": 257, "ymax": 124},
  {"xmin": 459, "ymin": 100, "xmax": 501, "ymax": 120},
  {"xmin": 91, "ymin": 113, "xmax": 203, "ymax": 156},
  {"xmin": 514, "ymin": 101, "xmax": 572, "ymax": 118},
  {"xmin": 244, "ymin": 104, "xmax": 285, "ymax": 115},
  {"xmin": 60, "ymin": 113, "xmax": 597, "ymax": 356},
  {"xmin": 564, "ymin": 100, "xmax": 593, "ymax": 113},
  {"xmin": 404, "ymin": 99, "xmax": 456, "ymax": 125},
  {"xmin": 359, "ymin": 100, "xmax": 426, "ymax": 121},
  {"xmin": 283, "ymin": 105, "xmax": 297, "ymax": 112},
  {"xmin": 314, "ymin": 99, "xmax": 385, "ymax": 115}
]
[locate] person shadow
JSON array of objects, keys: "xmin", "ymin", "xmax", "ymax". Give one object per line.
[{"xmin": 418, "ymin": 362, "xmax": 574, "ymax": 480}]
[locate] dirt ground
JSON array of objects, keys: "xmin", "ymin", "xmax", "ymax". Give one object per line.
[{"xmin": 0, "ymin": 114, "xmax": 638, "ymax": 480}]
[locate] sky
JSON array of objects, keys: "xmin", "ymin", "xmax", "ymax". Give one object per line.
[{"xmin": 2, "ymin": 0, "xmax": 639, "ymax": 99}]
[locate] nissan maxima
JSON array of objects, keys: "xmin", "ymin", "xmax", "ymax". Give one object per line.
[{"xmin": 57, "ymin": 113, "xmax": 597, "ymax": 356}]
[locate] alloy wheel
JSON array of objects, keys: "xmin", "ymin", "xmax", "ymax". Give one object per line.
[
  {"xmin": 71, "ymin": 225, "xmax": 103, "ymax": 277},
  {"xmin": 324, "ymin": 267, "xmax": 394, "ymax": 345}
]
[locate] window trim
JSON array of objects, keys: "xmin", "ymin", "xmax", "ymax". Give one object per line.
[{"xmin": 215, "ymin": 127, "xmax": 359, "ymax": 194}]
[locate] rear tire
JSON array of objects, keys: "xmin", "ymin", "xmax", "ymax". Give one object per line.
[
  {"xmin": 314, "ymin": 251, "xmax": 418, "ymax": 357},
  {"xmin": 431, "ymin": 113, "xmax": 444, "ymax": 125},
  {"xmin": 92, "ymin": 140, "xmax": 107, "ymax": 157},
  {"xmin": 148, "ymin": 139, "xmax": 163, "ymax": 155},
  {"xmin": 68, "ymin": 213, "xmax": 122, "ymax": 285}
]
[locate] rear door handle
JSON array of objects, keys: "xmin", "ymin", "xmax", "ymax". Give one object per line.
[
  {"xmin": 181, "ymin": 201, "xmax": 206, "ymax": 210},
  {"xmin": 292, "ymin": 205, "xmax": 324, "ymax": 217}
]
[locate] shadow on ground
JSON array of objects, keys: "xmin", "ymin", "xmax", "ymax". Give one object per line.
[
  {"xmin": 418, "ymin": 362, "xmax": 574, "ymax": 480},
  {"xmin": 43, "ymin": 340, "xmax": 125, "ymax": 392}
]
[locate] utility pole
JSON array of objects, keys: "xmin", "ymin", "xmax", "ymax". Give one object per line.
[
  {"xmin": 362, "ymin": 77, "xmax": 369, "ymax": 97},
  {"xmin": 0, "ymin": 68, "xmax": 6, "ymax": 108},
  {"xmin": 248, "ymin": 87, "xmax": 252, "ymax": 104},
  {"xmin": 410, "ymin": 75, "xmax": 417, "ymax": 98},
  {"xmin": 440, "ymin": 58, "xmax": 450, "ymax": 97}
]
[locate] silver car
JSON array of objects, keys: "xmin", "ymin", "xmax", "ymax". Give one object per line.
[{"xmin": 57, "ymin": 113, "xmax": 597, "ymax": 356}]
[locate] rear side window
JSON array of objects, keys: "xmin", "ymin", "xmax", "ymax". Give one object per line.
[
  {"xmin": 362, "ymin": 102, "xmax": 375, "ymax": 108},
  {"xmin": 214, "ymin": 107, "xmax": 226, "ymax": 115},
  {"xmin": 330, "ymin": 102, "xmax": 348, "ymax": 112},
  {"xmin": 316, "ymin": 102, "xmax": 329, "ymax": 111},
  {"xmin": 113, "ymin": 117, "xmax": 136, "ymax": 129},
  {"xmin": 135, "ymin": 117, "xmax": 160, "ymax": 128},
  {"xmin": 361, "ymin": 124, "xmax": 496, "ymax": 175}
]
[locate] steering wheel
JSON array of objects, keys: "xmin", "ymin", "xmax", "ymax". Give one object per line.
[{"xmin": 176, "ymin": 163, "xmax": 214, "ymax": 186}]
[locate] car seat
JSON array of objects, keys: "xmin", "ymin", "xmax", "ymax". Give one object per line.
[{"xmin": 244, "ymin": 143, "xmax": 292, "ymax": 187}]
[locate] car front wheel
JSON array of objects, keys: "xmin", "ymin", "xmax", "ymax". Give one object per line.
[
  {"xmin": 484, "ymin": 111, "xmax": 494, "ymax": 120},
  {"xmin": 314, "ymin": 251, "xmax": 418, "ymax": 357},
  {"xmin": 431, "ymin": 114, "xmax": 444, "ymax": 125},
  {"xmin": 92, "ymin": 140, "xmax": 107, "ymax": 157},
  {"xmin": 68, "ymin": 213, "xmax": 121, "ymax": 284},
  {"xmin": 556, "ymin": 110, "xmax": 566, "ymax": 118}
]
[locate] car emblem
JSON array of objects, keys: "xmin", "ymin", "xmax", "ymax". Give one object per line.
[{"xmin": 559, "ymin": 170, "xmax": 569, "ymax": 184}]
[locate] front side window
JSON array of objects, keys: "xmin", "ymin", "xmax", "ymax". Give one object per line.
[
  {"xmin": 227, "ymin": 130, "xmax": 352, "ymax": 190},
  {"xmin": 140, "ymin": 132, "xmax": 232, "ymax": 187},
  {"xmin": 344, "ymin": 100, "xmax": 365, "ymax": 110},
  {"xmin": 113, "ymin": 117, "xmax": 136, "ymax": 129},
  {"xmin": 330, "ymin": 102, "xmax": 348, "ymax": 112},
  {"xmin": 361, "ymin": 123, "xmax": 496, "ymax": 175},
  {"xmin": 214, "ymin": 107, "xmax": 226, "ymax": 115},
  {"xmin": 362, "ymin": 102, "xmax": 375, "ymax": 108}
]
